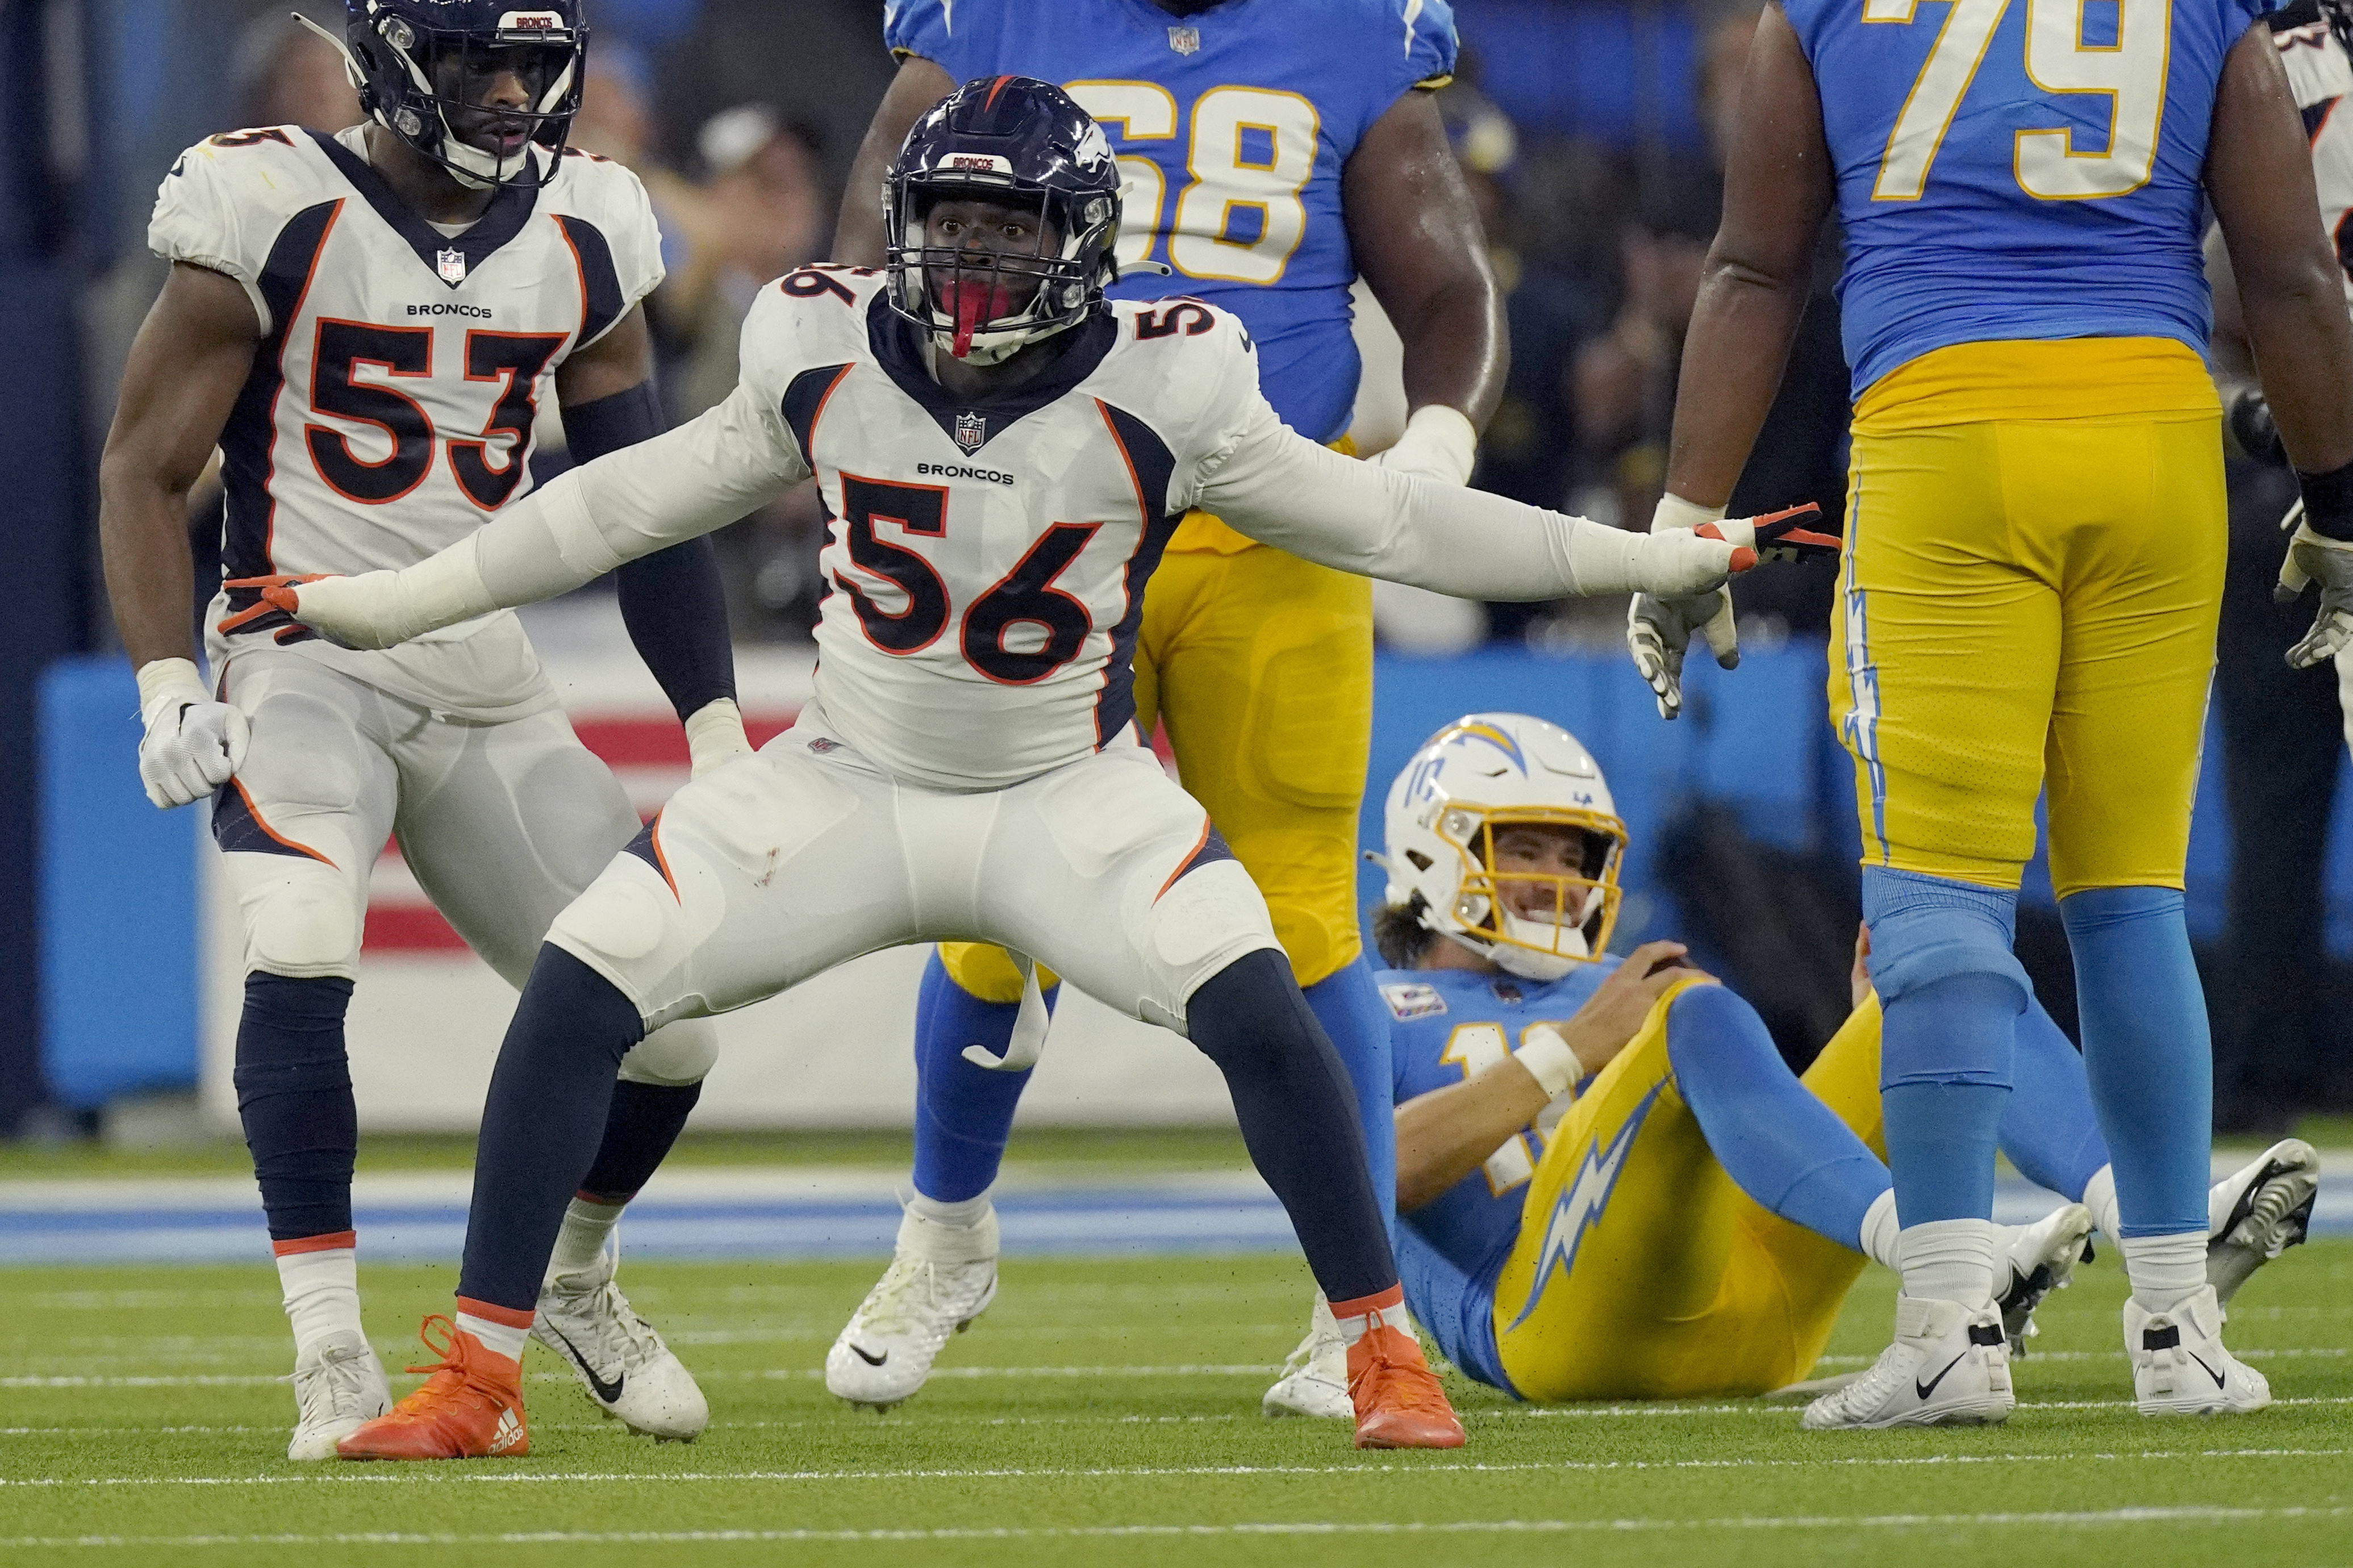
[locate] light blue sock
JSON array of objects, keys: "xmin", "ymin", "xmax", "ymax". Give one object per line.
[
  {"xmin": 1301, "ymin": 957, "xmax": 1397, "ymax": 1228},
  {"xmin": 909, "ymin": 951, "xmax": 1052, "ymax": 1204},
  {"xmin": 1998, "ymin": 998, "xmax": 2112, "ymax": 1202},
  {"xmin": 1863, "ymin": 867, "xmax": 2026, "ymax": 1226},
  {"xmin": 2061, "ymin": 887, "xmax": 2209, "ymax": 1237},
  {"xmin": 1663, "ymin": 983, "xmax": 1890, "ymax": 1251}
]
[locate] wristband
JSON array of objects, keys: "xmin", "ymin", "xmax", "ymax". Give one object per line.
[
  {"xmin": 1651, "ymin": 492, "xmax": 1728, "ymax": 534},
  {"xmin": 683, "ymin": 696, "xmax": 752, "ymax": 776},
  {"xmin": 2295, "ymin": 458, "xmax": 2353, "ymax": 543},
  {"xmin": 135, "ymin": 657, "xmax": 208, "ymax": 724},
  {"xmin": 1380, "ymin": 404, "xmax": 1480, "ymax": 487},
  {"xmin": 1513, "ymin": 1024, "xmax": 1582, "ymax": 1099}
]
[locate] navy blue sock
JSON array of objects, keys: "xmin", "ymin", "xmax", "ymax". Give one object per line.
[
  {"xmin": 2062, "ymin": 887, "xmax": 2210, "ymax": 1236},
  {"xmin": 1301, "ymin": 958, "xmax": 1397, "ymax": 1228},
  {"xmin": 579, "ymin": 1080, "xmax": 704, "ymax": 1203},
  {"xmin": 232, "ymin": 973, "xmax": 358, "ymax": 1244},
  {"xmin": 1664, "ymin": 984, "xmax": 1889, "ymax": 1252},
  {"xmin": 457, "ymin": 946, "xmax": 645, "ymax": 1313},
  {"xmin": 1187, "ymin": 949, "xmax": 1395, "ymax": 1303},
  {"xmin": 1999, "ymin": 999, "xmax": 2113, "ymax": 1202},
  {"xmin": 910, "ymin": 950, "xmax": 1049, "ymax": 1203}
]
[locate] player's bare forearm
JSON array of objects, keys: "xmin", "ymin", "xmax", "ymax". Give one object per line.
[
  {"xmin": 1395, "ymin": 1066, "xmax": 1551, "ymax": 1214},
  {"xmin": 2208, "ymin": 24, "xmax": 2353, "ymax": 474},
  {"xmin": 834, "ymin": 55, "xmax": 957, "ymax": 266},
  {"xmin": 1662, "ymin": 3, "xmax": 1831, "ymax": 508},
  {"xmin": 1346, "ymin": 91, "xmax": 1507, "ymax": 427},
  {"xmin": 98, "ymin": 262, "xmax": 260, "ymax": 668},
  {"xmin": 554, "ymin": 304, "xmax": 653, "ymax": 407}
]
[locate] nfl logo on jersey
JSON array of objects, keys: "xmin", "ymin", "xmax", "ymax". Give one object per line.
[
  {"xmin": 1167, "ymin": 24, "xmax": 1200, "ymax": 53},
  {"xmin": 436, "ymin": 248, "xmax": 467, "ymax": 285},
  {"xmin": 954, "ymin": 411, "xmax": 986, "ymax": 452}
]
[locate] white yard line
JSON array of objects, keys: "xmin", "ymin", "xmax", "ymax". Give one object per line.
[
  {"xmin": 6, "ymin": 1506, "xmax": 2350, "ymax": 1548},
  {"xmin": 5, "ymin": 1448, "xmax": 2343, "ymax": 1488}
]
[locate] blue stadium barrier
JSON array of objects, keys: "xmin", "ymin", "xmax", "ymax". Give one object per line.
[{"xmin": 38, "ymin": 656, "xmax": 201, "ymax": 1109}]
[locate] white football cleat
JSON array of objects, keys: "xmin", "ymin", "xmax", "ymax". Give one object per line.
[
  {"xmin": 1995, "ymin": 1203, "xmax": 2095, "ymax": 1356},
  {"xmin": 1801, "ymin": 1295, "xmax": 2013, "ymax": 1430},
  {"xmin": 2207, "ymin": 1139, "xmax": 2320, "ymax": 1307},
  {"xmin": 286, "ymin": 1328, "xmax": 391, "ymax": 1461},
  {"xmin": 532, "ymin": 1234, "xmax": 709, "ymax": 1441},
  {"xmin": 2129, "ymin": 1285, "xmax": 2271, "ymax": 1416},
  {"xmin": 1262, "ymin": 1295, "xmax": 1353, "ymax": 1419},
  {"xmin": 825, "ymin": 1202, "xmax": 999, "ymax": 1411}
]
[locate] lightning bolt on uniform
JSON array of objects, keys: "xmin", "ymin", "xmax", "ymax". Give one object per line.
[
  {"xmin": 877, "ymin": 0, "xmax": 1461, "ymax": 1236},
  {"xmin": 147, "ymin": 105, "xmax": 725, "ymax": 1450},
  {"xmin": 1365, "ymin": 715, "xmax": 2310, "ymax": 1403}
]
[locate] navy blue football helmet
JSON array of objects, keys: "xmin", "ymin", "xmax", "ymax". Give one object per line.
[
  {"xmin": 884, "ymin": 76, "xmax": 1123, "ymax": 363},
  {"xmin": 338, "ymin": 0, "xmax": 586, "ymax": 189}
]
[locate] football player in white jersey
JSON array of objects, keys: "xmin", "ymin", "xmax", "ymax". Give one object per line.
[
  {"xmin": 96, "ymin": 0, "xmax": 745, "ymax": 1459},
  {"xmin": 268, "ymin": 76, "xmax": 1828, "ymax": 1460}
]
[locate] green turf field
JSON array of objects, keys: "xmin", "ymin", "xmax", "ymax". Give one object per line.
[{"xmin": 2, "ymin": 1241, "xmax": 2346, "ymax": 1567}]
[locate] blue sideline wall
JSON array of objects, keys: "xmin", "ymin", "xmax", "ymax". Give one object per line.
[{"xmin": 35, "ymin": 642, "xmax": 2337, "ymax": 1112}]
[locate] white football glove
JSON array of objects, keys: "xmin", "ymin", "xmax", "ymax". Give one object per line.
[
  {"xmin": 1625, "ymin": 497, "xmax": 1838, "ymax": 718},
  {"xmin": 2275, "ymin": 499, "xmax": 2353, "ymax": 667},
  {"xmin": 683, "ymin": 697, "xmax": 755, "ymax": 777},
  {"xmin": 135, "ymin": 658, "xmax": 248, "ymax": 810}
]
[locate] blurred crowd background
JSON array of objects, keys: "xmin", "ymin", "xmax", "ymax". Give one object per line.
[{"xmin": 3, "ymin": 0, "xmax": 2346, "ymax": 1139}]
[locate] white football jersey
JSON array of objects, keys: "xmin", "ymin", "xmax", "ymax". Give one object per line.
[
  {"xmin": 2274, "ymin": 1, "xmax": 2353, "ymax": 311},
  {"xmin": 717, "ymin": 268, "xmax": 1267, "ymax": 790},
  {"xmin": 149, "ymin": 124, "xmax": 663, "ymax": 720}
]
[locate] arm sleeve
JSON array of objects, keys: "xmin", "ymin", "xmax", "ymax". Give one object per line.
[
  {"xmin": 564, "ymin": 380, "xmax": 740, "ymax": 720},
  {"xmin": 1191, "ymin": 393, "xmax": 1672, "ymax": 601},
  {"xmin": 148, "ymin": 141, "xmax": 272, "ymax": 331}
]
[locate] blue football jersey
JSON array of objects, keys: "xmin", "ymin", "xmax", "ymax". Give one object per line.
[
  {"xmin": 1784, "ymin": 0, "xmax": 2276, "ymax": 393},
  {"xmin": 1381, "ymin": 958, "xmax": 1618, "ymax": 1280},
  {"xmin": 882, "ymin": 0, "xmax": 1456, "ymax": 443}
]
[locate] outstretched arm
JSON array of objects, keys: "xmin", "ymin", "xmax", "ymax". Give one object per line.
[
  {"xmin": 262, "ymin": 377, "xmax": 807, "ymax": 650},
  {"xmin": 1194, "ymin": 400, "xmax": 1824, "ymax": 600}
]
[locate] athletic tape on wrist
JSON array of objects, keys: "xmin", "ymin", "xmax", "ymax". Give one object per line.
[{"xmin": 1513, "ymin": 1023, "xmax": 1582, "ymax": 1099}]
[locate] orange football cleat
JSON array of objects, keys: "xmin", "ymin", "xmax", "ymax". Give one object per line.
[
  {"xmin": 336, "ymin": 1315, "xmax": 529, "ymax": 1461},
  {"xmin": 1347, "ymin": 1320, "xmax": 1465, "ymax": 1449}
]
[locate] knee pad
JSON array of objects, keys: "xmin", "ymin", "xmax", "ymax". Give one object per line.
[
  {"xmin": 619, "ymin": 1017, "xmax": 718, "ymax": 1086},
  {"xmin": 546, "ymin": 859, "xmax": 687, "ymax": 1000},
  {"xmin": 236, "ymin": 860, "xmax": 361, "ymax": 980},
  {"xmin": 938, "ymin": 940, "xmax": 1059, "ymax": 1003},
  {"xmin": 1860, "ymin": 866, "xmax": 2030, "ymax": 1009}
]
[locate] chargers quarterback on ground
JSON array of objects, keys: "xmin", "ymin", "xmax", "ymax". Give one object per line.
[
  {"xmin": 264, "ymin": 77, "xmax": 1829, "ymax": 1460},
  {"xmin": 827, "ymin": 0, "xmax": 1508, "ymax": 1420},
  {"xmin": 1362, "ymin": 714, "xmax": 2319, "ymax": 1408},
  {"xmin": 97, "ymin": 0, "xmax": 754, "ymax": 1459},
  {"xmin": 1633, "ymin": 0, "xmax": 2353, "ymax": 1427}
]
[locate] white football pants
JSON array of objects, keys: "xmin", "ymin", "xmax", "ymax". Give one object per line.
[
  {"xmin": 213, "ymin": 651, "xmax": 715, "ymax": 1085},
  {"xmin": 545, "ymin": 701, "xmax": 1283, "ymax": 1037}
]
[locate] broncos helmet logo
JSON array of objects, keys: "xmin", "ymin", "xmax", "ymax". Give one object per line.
[{"xmin": 1505, "ymin": 1084, "xmax": 1664, "ymax": 1331}]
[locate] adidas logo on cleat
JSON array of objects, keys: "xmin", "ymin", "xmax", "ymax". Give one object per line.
[{"xmin": 491, "ymin": 1407, "xmax": 526, "ymax": 1455}]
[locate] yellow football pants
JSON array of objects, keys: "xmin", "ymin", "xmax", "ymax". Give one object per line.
[
  {"xmin": 1492, "ymin": 984, "xmax": 1886, "ymax": 1401},
  {"xmin": 1828, "ymin": 340, "xmax": 2226, "ymax": 894},
  {"xmin": 940, "ymin": 525, "xmax": 1374, "ymax": 1002}
]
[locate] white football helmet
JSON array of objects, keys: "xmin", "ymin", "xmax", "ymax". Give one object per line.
[{"xmin": 1380, "ymin": 713, "xmax": 1628, "ymax": 981}]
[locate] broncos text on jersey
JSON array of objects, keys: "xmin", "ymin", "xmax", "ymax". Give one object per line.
[{"xmin": 149, "ymin": 125, "xmax": 664, "ymax": 720}]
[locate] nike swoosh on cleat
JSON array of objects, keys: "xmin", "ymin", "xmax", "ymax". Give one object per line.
[
  {"xmin": 544, "ymin": 1324, "xmax": 625, "ymax": 1405},
  {"xmin": 2189, "ymin": 1350, "xmax": 2229, "ymax": 1390},
  {"xmin": 850, "ymin": 1344, "xmax": 888, "ymax": 1367},
  {"xmin": 1915, "ymin": 1354, "xmax": 1967, "ymax": 1402}
]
